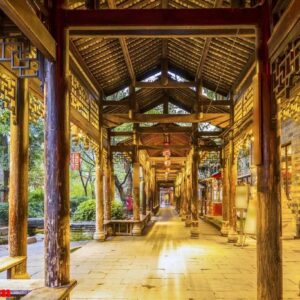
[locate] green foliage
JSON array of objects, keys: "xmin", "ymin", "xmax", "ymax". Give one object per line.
[
  {"xmin": 73, "ymin": 199, "xmax": 95, "ymax": 221},
  {"xmin": 70, "ymin": 195, "xmax": 89, "ymax": 214},
  {"xmin": 29, "ymin": 120, "xmax": 45, "ymax": 190},
  {"xmin": 28, "ymin": 190, "xmax": 44, "ymax": 218},
  {"xmin": 111, "ymin": 201, "xmax": 125, "ymax": 220},
  {"xmin": 0, "ymin": 202, "xmax": 8, "ymax": 225}
]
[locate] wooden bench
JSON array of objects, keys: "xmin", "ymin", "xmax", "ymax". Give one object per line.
[
  {"xmin": 0, "ymin": 279, "xmax": 77, "ymax": 299},
  {"xmin": 23, "ymin": 280, "xmax": 77, "ymax": 300},
  {"xmin": 0, "ymin": 256, "xmax": 26, "ymax": 279}
]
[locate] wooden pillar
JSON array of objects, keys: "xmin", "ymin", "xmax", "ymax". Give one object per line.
[
  {"xmin": 191, "ymin": 146, "xmax": 199, "ymax": 238},
  {"xmin": 132, "ymin": 157, "xmax": 141, "ymax": 234},
  {"xmin": 256, "ymin": 3, "xmax": 282, "ymax": 299},
  {"xmin": 142, "ymin": 170, "xmax": 146, "ymax": 215},
  {"xmin": 8, "ymin": 78, "xmax": 29, "ymax": 279},
  {"xmin": 185, "ymin": 163, "xmax": 192, "ymax": 227},
  {"xmin": 105, "ymin": 145, "xmax": 113, "ymax": 221},
  {"xmin": 44, "ymin": 1, "xmax": 70, "ymax": 287},
  {"xmin": 227, "ymin": 136, "xmax": 238, "ymax": 242},
  {"xmin": 220, "ymin": 148, "xmax": 230, "ymax": 236},
  {"xmin": 93, "ymin": 149, "xmax": 105, "ymax": 241}
]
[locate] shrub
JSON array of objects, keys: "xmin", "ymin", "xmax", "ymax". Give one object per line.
[
  {"xmin": 28, "ymin": 190, "xmax": 44, "ymax": 218},
  {"xmin": 70, "ymin": 196, "xmax": 89, "ymax": 215},
  {"xmin": 73, "ymin": 199, "xmax": 95, "ymax": 221},
  {"xmin": 0, "ymin": 202, "xmax": 8, "ymax": 225},
  {"xmin": 111, "ymin": 201, "xmax": 125, "ymax": 220}
]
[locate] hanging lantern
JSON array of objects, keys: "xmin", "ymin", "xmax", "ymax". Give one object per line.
[{"xmin": 164, "ymin": 159, "xmax": 171, "ymax": 167}]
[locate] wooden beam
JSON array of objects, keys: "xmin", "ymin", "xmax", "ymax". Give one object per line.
[
  {"xmin": 139, "ymin": 145, "xmax": 190, "ymax": 150},
  {"xmin": 135, "ymin": 81, "xmax": 195, "ymax": 89},
  {"xmin": 64, "ymin": 8, "xmax": 260, "ymax": 30},
  {"xmin": 102, "ymin": 100, "xmax": 129, "ymax": 106},
  {"xmin": 110, "ymin": 131, "xmax": 133, "ymax": 137},
  {"xmin": 197, "ymin": 131, "xmax": 223, "ymax": 137},
  {"xmin": 149, "ymin": 157, "xmax": 186, "ymax": 163},
  {"xmin": 103, "ymin": 113, "xmax": 229, "ymax": 125},
  {"xmin": 0, "ymin": 0, "xmax": 56, "ymax": 60},
  {"xmin": 139, "ymin": 126, "xmax": 192, "ymax": 134},
  {"xmin": 70, "ymin": 28, "xmax": 255, "ymax": 38},
  {"xmin": 70, "ymin": 107, "xmax": 100, "ymax": 142}
]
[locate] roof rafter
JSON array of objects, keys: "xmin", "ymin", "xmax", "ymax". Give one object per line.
[
  {"xmin": 195, "ymin": 0, "xmax": 223, "ymax": 83},
  {"xmin": 107, "ymin": 0, "xmax": 136, "ymax": 84}
]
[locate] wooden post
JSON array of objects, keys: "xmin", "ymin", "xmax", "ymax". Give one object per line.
[
  {"xmin": 105, "ymin": 143, "xmax": 113, "ymax": 221},
  {"xmin": 256, "ymin": 2, "xmax": 282, "ymax": 299},
  {"xmin": 132, "ymin": 157, "xmax": 141, "ymax": 235},
  {"xmin": 190, "ymin": 145, "xmax": 199, "ymax": 238},
  {"xmin": 8, "ymin": 78, "xmax": 29, "ymax": 279},
  {"xmin": 94, "ymin": 148, "xmax": 105, "ymax": 241},
  {"xmin": 142, "ymin": 172, "xmax": 146, "ymax": 215},
  {"xmin": 44, "ymin": 0, "xmax": 70, "ymax": 287},
  {"xmin": 220, "ymin": 148, "xmax": 229, "ymax": 236},
  {"xmin": 227, "ymin": 136, "xmax": 238, "ymax": 243},
  {"xmin": 94, "ymin": 94, "xmax": 105, "ymax": 241}
]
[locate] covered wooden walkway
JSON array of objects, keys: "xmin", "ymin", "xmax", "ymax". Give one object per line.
[{"xmin": 0, "ymin": 0, "xmax": 300, "ymax": 299}]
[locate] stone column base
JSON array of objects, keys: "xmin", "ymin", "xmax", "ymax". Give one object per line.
[
  {"xmin": 190, "ymin": 221, "xmax": 199, "ymax": 238},
  {"xmin": 220, "ymin": 221, "xmax": 229, "ymax": 236},
  {"xmin": 185, "ymin": 216, "xmax": 192, "ymax": 227},
  {"xmin": 227, "ymin": 227, "xmax": 238, "ymax": 243},
  {"xmin": 93, "ymin": 231, "xmax": 105, "ymax": 241},
  {"xmin": 132, "ymin": 223, "xmax": 142, "ymax": 236}
]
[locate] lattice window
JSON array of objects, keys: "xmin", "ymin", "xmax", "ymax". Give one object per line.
[
  {"xmin": 70, "ymin": 73, "xmax": 99, "ymax": 129},
  {"xmin": 0, "ymin": 70, "xmax": 16, "ymax": 121},
  {"xmin": 273, "ymin": 38, "xmax": 300, "ymax": 99}
]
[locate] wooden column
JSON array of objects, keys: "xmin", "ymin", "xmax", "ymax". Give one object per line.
[
  {"xmin": 185, "ymin": 162, "xmax": 192, "ymax": 227},
  {"xmin": 93, "ymin": 141, "xmax": 105, "ymax": 240},
  {"xmin": 44, "ymin": 0, "xmax": 70, "ymax": 287},
  {"xmin": 227, "ymin": 136, "xmax": 238, "ymax": 242},
  {"xmin": 190, "ymin": 145, "xmax": 199, "ymax": 238},
  {"xmin": 8, "ymin": 78, "xmax": 29, "ymax": 279},
  {"xmin": 256, "ymin": 3, "xmax": 282, "ymax": 299},
  {"xmin": 142, "ymin": 170, "xmax": 146, "ymax": 215},
  {"xmin": 105, "ymin": 142, "xmax": 113, "ymax": 221},
  {"xmin": 181, "ymin": 171, "xmax": 188, "ymax": 221},
  {"xmin": 132, "ymin": 157, "xmax": 141, "ymax": 234},
  {"xmin": 220, "ymin": 148, "xmax": 230, "ymax": 236}
]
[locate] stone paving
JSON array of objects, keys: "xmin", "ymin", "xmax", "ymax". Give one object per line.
[{"xmin": 0, "ymin": 207, "xmax": 300, "ymax": 299}]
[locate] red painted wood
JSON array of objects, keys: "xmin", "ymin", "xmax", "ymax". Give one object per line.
[{"xmin": 64, "ymin": 8, "xmax": 261, "ymax": 28}]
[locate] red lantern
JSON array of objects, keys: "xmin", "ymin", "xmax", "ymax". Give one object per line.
[{"xmin": 70, "ymin": 152, "xmax": 81, "ymax": 170}]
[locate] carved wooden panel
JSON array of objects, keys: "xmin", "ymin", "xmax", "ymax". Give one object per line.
[
  {"xmin": 0, "ymin": 70, "xmax": 17, "ymax": 121},
  {"xmin": 273, "ymin": 38, "xmax": 300, "ymax": 99},
  {"xmin": 70, "ymin": 73, "xmax": 99, "ymax": 130}
]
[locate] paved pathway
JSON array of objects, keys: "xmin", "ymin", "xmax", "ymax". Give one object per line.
[
  {"xmin": 1, "ymin": 207, "xmax": 299, "ymax": 299},
  {"xmin": 70, "ymin": 208, "xmax": 300, "ymax": 300}
]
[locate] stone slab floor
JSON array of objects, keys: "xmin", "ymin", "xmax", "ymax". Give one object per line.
[
  {"xmin": 0, "ymin": 207, "xmax": 299, "ymax": 299},
  {"xmin": 69, "ymin": 207, "xmax": 300, "ymax": 300}
]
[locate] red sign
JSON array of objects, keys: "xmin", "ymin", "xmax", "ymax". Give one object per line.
[
  {"xmin": 0, "ymin": 289, "xmax": 11, "ymax": 297},
  {"xmin": 70, "ymin": 152, "xmax": 81, "ymax": 170}
]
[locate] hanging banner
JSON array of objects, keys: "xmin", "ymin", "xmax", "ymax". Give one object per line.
[{"xmin": 70, "ymin": 152, "xmax": 81, "ymax": 170}]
